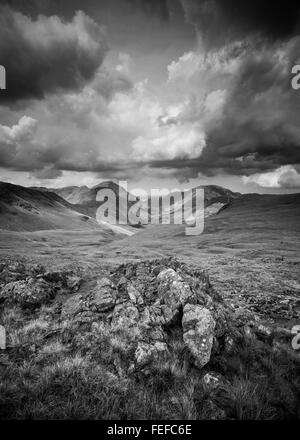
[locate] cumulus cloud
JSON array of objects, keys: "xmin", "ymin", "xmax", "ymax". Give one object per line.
[
  {"xmin": 0, "ymin": 5, "xmax": 107, "ymax": 102},
  {"xmin": 0, "ymin": 0, "xmax": 299, "ymax": 187},
  {"xmin": 0, "ymin": 77, "xmax": 152, "ymax": 176},
  {"xmin": 168, "ymin": 45, "xmax": 243, "ymax": 81},
  {"xmin": 132, "ymin": 123, "xmax": 206, "ymax": 161},
  {"xmin": 133, "ymin": 0, "xmax": 297, "ymax": 181},
  {"xmin": 91, "ymin": 56, "xmax": 133, "ymax": 100},
  {"xmin": 0, "ymin": 115, "xmax": 40, "ymax": 170},
  {"xmin": 243, "ymin": 165, "xmax": 300, "ymax": 188},
  {"xmin": 163, "ymin": 29, "xmax": 300, "ymax": 178},
  {"xmin": 0, "ymin": 116, "xmax": 37, "ymax": 143}
]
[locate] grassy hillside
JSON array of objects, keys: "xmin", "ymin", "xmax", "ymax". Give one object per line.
[{"xmin": 0, "ymin": 182, "xmax": 102, "ymax": 232}]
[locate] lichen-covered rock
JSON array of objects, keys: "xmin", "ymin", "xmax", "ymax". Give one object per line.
[
  {"xmin": 0, "ymin": 278, "xmax": 55, "ymax": 309},
  {"xmin": 127, "ymin": 284, "xmax": 144, "ymax": 306},
  {"xmin": 111, "ymin": 302, "xmax": 139, "ymax": 327},
  {"xmin": 61, "ymin": 294, "xmax": 83, "ymax": 317},
  {"xmin": 135, "ymin": 341, "xmax": 169, "ymax": 367},
  {"xmin": 157, "ymin": 268, "xmax": 194, "ymax": 307},
  {"xmin": 182, "ymin": 304, "xmax": 215, "ymax": 368},
  {"xmin": 91, "ymin": 278, "xmax": 116, "ymax": 312}
]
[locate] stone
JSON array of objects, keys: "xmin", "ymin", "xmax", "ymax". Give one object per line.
[
  {"xmin": 61, "ymin": 294, "xmax": 83, "ymax": 317},
  {"xmin": 254, "ymin": 323, "xmax": 273, "ymax": 341},
  {"xmin": 112, "ymin": 302, "xmax": 139, "ymax": 327},
  {"xmin": 135, "ymin": 341, "xmax": 169, "ymax": 367},
  {"xmin": 224, "ymin": 335, "xmax": 235, "ymax": 353},
  {"xmin": 117, "ymin": 276, "xmax": 128, "ymax": 289},
  {"xmin": 0, "ymin": 279, "xmax": 55, "ymax": 309},
  {"xmin": 202, "ymin": 372, "xmax": 226, "ymax": 391},
  {"xmin": 42, "ymin": 271, "xmax": 63, "ymax": 283},
  {"xmin": 8, "ymin": 262, "xmax": 25, "ymax": 273},
  {"xmin": 157, "ymin": 268, "xmax": 194, "ymax": 323},
  {"xmin": 92, "ymin": 278, "xmax": 116, "ymax": 312},
  {"xmin": 157, "ymin": 268, "xmax": 182, "ymax": 284},
  {"xmin": 182, "ymin": 304, "xmax": 215, "ymax": 368},
  {"xmin": 127, "ymin": 285, "xmax": 142, "ymax": 304},
  {"xmin": 58, "ymin": 259, "xmax": 231, "ymax": 377},
  {"xmin": 0, "ymin": 325, "xmax": 6, "ymax": 350},
  {"xmin": 97, "ymin": 277, "xmax": 115, "ymax": 289}
]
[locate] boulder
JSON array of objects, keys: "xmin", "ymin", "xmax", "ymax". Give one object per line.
[
  {"xmin": 157, "ymin": 268, "xmax": 194, "ymax": 323},
  {"xmin": 127, "ymin": 284, "xmax": 144, "ymax": 305},
  {"xmin": 58, "ymin": 258, "xmax": 230, "ymax": 373},
  {"xmin": 61, "ymin": 294, "xmax": 83, "ymax": 317},
  {"xmin": 182, "ymin": 304, "xmax": 215, "ymax": 368},
  {"xmin": 92, "ymin": 278, "xmax": 116, "ymax": 312},
  {"xmin": 0, "ymin": 278, "xmax": 55, "ymax": 309}
]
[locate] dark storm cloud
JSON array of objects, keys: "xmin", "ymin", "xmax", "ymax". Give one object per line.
[
  {"xmin": 127, "ymin": 0, "xmax": 170, "ymax": 21},
  {"xmin": 0, "ymin": 0, "xmax": 53, "ymax": 16},
  {"xmin": 142, "ymin": 0, "xmax": 299, "ymax": 183},
  {"xmin": 1, "ymin": 0, "xmax": 299, "ymax": 188},
  {"xmin": 207, "ymin": 36, "xmax": 300, "ymax": 171},
  {"xmin": 0, "ymin": 0, "xmax": 171, "ymax": 21},
  {"xmin": 145, "ymin": 38, "xmax": 300, "ymax": 179},
  {"xmin": 181, "ymin": 0, "xmax": 300, "ymax": 47},
  {"xmin": 0, "ymin": 5, "xmax": 108, "ymax": 103}
]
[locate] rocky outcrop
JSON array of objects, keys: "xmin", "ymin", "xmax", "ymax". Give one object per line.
[
  {"xmin": 1, "ymin": 256, "xmax": 298, "ymax": 420},
  {"xmin": 58, "ymin": 258, "xmax": 231, "ymax": 371},
  {"xmin": 0, "ymin": 262, "xmax": 82, "ymax": 310},
  {"xmin": 0, "ymin": 257, "xmax": 237, "ymax": 369}
]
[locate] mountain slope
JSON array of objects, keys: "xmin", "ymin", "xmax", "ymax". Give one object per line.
[
  {"xmin": 103, "ymin": 192, "xmax": 300, "ymax": 264},
  {"xmin": 0, "ymin": 182, "xmax": 103, "ymax": 232},
  {"xmin": 137, "ymin": 184, "xmax": 241, "ymax": 224},
  {"xmin": 52, "ymin": 181, "xmax": 126, "ymax": 205},
  {"xmin": 49, "ymin": 182, "xmax": 241, "ymax": 225}
]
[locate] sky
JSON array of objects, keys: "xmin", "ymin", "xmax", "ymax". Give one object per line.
[{"xmin": 0, "ymin": 0, "xmax": 300, "ymax": 193}]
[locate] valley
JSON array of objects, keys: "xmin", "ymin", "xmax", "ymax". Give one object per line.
[{"xmin": 0, "ymin": 181, "xmax": 299, "ymax": 420}]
